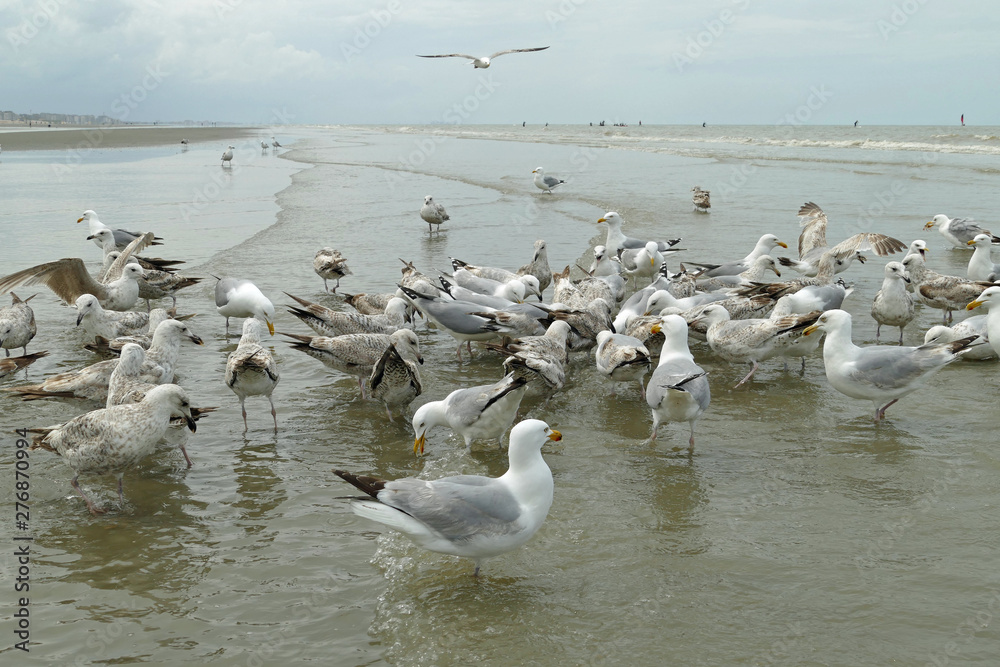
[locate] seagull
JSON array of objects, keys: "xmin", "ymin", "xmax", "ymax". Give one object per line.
[
  {"xmin": 691, "ymin": 186, "xmax": 711, "ymax": 212},
  {"xmin": 594, "ymin": 331, "xmax": 651, "ymax": 396},
  {"xmin": 0, "ymin": 233, "xmax": 153, "ymax": 311},
  {"xmin": 271, "ymin": 137, "xmax": 282, "ymax": 148},
  {"xmin": 596, "ymin": 212, "xmax": 682, "ymax": 254},
  {"xmin": 75, "ymin": 294, "xmax": 149, "ymax": 342},
  {"xmin": 215, "ymin": 276, "xmax": 275, "ymax": 336},
  {"xmin": 925, "ymin": 214, "xmax": 1000, "ymax": 248},
  {"xmin": 420, "ymin": 195, "xmax": 450, "ymax": 232},
  {"xmin": 222, "ymin": 145, "xmax": 234, "ymax": 167},
  {"xmin": 77, "ymin": 210, "xmax": 163, "ymax": 251},
  {"xmin": 28, "ymin": 384, "xmax": 196, "ymax": 515},
  {"xmin": 967, "ymin": 234, "xmax": 1000, "ymax": 281},
  {"xmin": 870, "ymin": 262, "xmax": 914, "ymax": 343},
  {"xmin": 226, "ymin": 318, "xmax": 279, "ymax": 433},
  {"xmin": 686, "ymin": 233, "xmax": 787, "ymax": 278},
  {"xmin": 0, "ymin": 293, "xmax": 36, "ymax": 357},
  {"xmin": 416, "ymin": 46, "xmax": 549, "ymax": 69},
  {"xmin": 411, "ymin": 373, "xmax": 528, "ymax": 454},
  {"xmin": 369, "ymin": 340, "xmax": 423, "ymax": 422},
  {"xmin": 261, "ymin": 141, "xmax": 270, "ymax": 151},
  {"xmin": 645, "ymin": 315, "xmax": 710, "ymax": 450},
  {"xmin": 313, "ymin": 247, "xmax": 352, "ymax": 293},
  {"xmin": 780, "ymin": 202, "xmax": 905, "ymax": 275},
  {"xmin": 517, "ymin": 239, "xmax": 552, "ymax": 297},
  {"xmin": 285, "ymin": 292, "xmax": 408, "ymax": 337},
  {"xmin": 803, "ymin": 309, "xmax": 978, "ymax": 422},
  {"xmin": 334, "ymin": 418, "xmax": 561, "ymax": 576},
  {"xmin": 532, "ymin": 167, "xmax": 564, "ymax": 194},
  {"xmin": 966, "ymin": 286, "xmax": 1000, "ymax": 358}
]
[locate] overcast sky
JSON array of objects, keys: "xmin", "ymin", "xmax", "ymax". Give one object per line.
[{"xmin": 1, "ymin": 0, "xmax": 996, "ymax": 126}]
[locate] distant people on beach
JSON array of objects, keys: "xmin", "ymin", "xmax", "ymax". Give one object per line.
[
  {"xmin": 523, "ymin": 121, "xmax": 526, "ymax": 127},
  {"xmin": 702, "ymin": 122, "xmax": 706, "ymax": 127},
  {"xmin": 854, "ymin": 120, "xmax": 858, "ymax": 127}
]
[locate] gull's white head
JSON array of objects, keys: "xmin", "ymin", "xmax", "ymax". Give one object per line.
[
  {"xmin": 77, "ymin": 209, "xmax": 99, "ymax": 224},
  {"xmin": 968, "ymin": 286, "xmax": 1000, "ymax": 311},
  {"xmin": 803, "ymin": 309, "xmax": 851, "ymax": 336},
  {"xmin": 968, "ymin": 233, "xmax": 993, "ymax": 248},
  {"xmin": 929, "ymin": 214, "xmax": 951, "ymax": 228},
  {"xmin": 508, "ymin": 419, "xmax": 561, "ymax": 458},
  {"xmin": 74, "ymin": 294, "xmax": 101, "ymax": 325},
  {"xmin": 122, "ymin": 263, "xmax": 145, "ymax": 281},
  {"xmin": 597, "ymin": 212, "xmax": 621, "ymax": 227},
  {"xmin": 424, "ymin": 195, "xmax": 434, "ymax": 204},
  {"xmin": 532, "ymin": 167, "xmax": 544, "ymax": 174}
]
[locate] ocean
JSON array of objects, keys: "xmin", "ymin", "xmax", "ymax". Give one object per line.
[{"xmin": 2, "ymin": 124, "xmax": 999, "ymax": 666}]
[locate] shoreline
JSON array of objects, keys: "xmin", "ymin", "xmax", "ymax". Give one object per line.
[{"xmin": 0, "ymin": 125, "xmax": 260, "ymax": 151}]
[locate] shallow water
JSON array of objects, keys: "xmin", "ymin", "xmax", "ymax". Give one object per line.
[{"xmin": 2, "ymin": 125, "xmax": 1000, "ymax": 666}]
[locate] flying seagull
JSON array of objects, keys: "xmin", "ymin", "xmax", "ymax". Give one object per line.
[{"xmin": 416, "ymin": 46, "xmax": 549, "ymax": 69}]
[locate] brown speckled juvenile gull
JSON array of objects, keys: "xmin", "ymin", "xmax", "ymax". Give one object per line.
[
  {"xmin": 226, "ymin": 318, "xmax": 280, "ymax": 432},
  {"xmin": 285, "ymin": 292, "xmax": 408, "ymax": 336},
  {"xmin": 0, "ymin": 232, "xmax": 153, "ymax": 311},
  {"xmin": 313, "ymin": 247, "xmax": 352, "ymax": 293},
  {"xmin": 6, "ymin": 320, "xmax": 204, "ymax": 401},
  {"xmin": 29, "ymin": 384, "xmax": 196, "ymax": 515},
  {"xmin": 282, "ymin": 328, "xmax": 421, "ymax": 399},
  {"xmin": 594, "ymin": 331, "xmax": 651, "ymax": 396},
  {"xmin": 369, "ymin": 339, "xmax": 422, "ymax": 421}
]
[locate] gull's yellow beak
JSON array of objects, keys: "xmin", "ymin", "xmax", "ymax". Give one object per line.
[
  {"xmin": 968, "ymin": 239, "xmax": 977, "ymax": 246},
  {"xmin": 650, "ymin": 257, "xmax": 655, "ymax": 267},
  {"xmin": 597, "ymin": 217, "xmax": 607, "ymax": 223},
  {"xmin": 76, "ymin": 216, "xmax": 85, "ymax": 223},
  {"xmin": 650, "ymin": 323, "xmax": 662, "ymax": 334},
  {"xmin": 803, "ymin": 324, "xmax": 819, "ymax": 336},
  {"xmin": 532, "ymin": 169, "xmax": 538, "ymax": 174},
  {"xmin": 266, "ymin": 319, "xmax": 275, "ymax": 336},
  {"xmin": 414, "ymin": 432, "xmax": 426, "ymax": 455},
  {"xmin": 547, "ymin": 429, "xmax": 562, "ymax": 442},
  {"xmin": 924, "ymin": 221, "xmax": 935, "ymax": 229},
  {"xmin": 777, "ymin": 241, "xmax": 788, "ymax": 249},
  {"xmin": 967, "ymin": 300, "xmax": 983, "ymax": 310}
]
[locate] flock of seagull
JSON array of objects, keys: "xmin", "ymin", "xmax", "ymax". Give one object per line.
[{"xmin": 5, "ymin": 154, "xmax": 1000, "ymax": 575}]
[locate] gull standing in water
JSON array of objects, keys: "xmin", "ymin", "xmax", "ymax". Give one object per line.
[
  {"xmin": 334, "ymin": 419, "xmax": 560, "ymax": 576},
  {"xmin": 925, "ymin": 214, "xmax": 1000, "ymax": 248},
  {"xmin": 803, "ymin": 309, "xmax": 977, "ymax": 422},
  {"xmin": 313, "ymin": 248, "xmax": 352, "ymax": 293},
  {"xmin": 532, "ymin": 167, "xmax": 565, "ymax": 194},
  {"xmin": 419, "ymin": 196, "xmax": 450, "ymax": 233},
  {"xmin": 226, "ymin": 318, "xmax": 279, "ymax": 433},
  {"xmin": 645, "ymin": 314, "xmax": 710, "ymax": 451},
  {"xmin": 410, "ymin": 373, "xmax": 527, "ymax": 455},
  {"xmin": 966, "ymin": 234, "xmax": 1000, "ymax": 281},
  {"xmin": 870, "ymin": 261, "xmax": 914, "ymax": 343},
  {"xmin": 28, "ymin": 384, "xmax": 196, "ymax": 515},
  {"xmin": 691, "ymin": 186, "xmax": 711, "ymax": 212},
  {"xmin": 416, "ymin": 46, "xmax": 549, "ymax": 69},
  {"xmin": 77, "ymin": 210, "xmax": 162, "ymax": 250},
  {"xmin": 215, "ymin": 277, "xmax": 275, "ymax": 335},
  {"xmin": 222, "ymin": 146, "xmax": 234, "ymax": 167},
  {"xmin": 0, "ymin": 293, "xmax": 36, "ymax": 357}
]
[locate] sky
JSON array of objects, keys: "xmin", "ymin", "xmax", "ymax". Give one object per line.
[{"xmin": 1, "ymin": 0, "xmax": 997, "ymax": 126}]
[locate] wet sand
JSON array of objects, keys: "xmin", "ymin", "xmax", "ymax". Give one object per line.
[{"xmin": 0, "ymin": 125, "xmax": 259, "ymax": 151}]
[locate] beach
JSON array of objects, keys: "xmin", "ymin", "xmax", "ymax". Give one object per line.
[
  {"xmin": 0, "ymin": 125, "xmax": 259, "ymax": 151},
  {"xmin": 2, "ymin": 124, "xmax": 1000, "ymax": 666}
]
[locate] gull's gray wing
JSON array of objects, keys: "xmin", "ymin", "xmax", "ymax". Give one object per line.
[
  {"xmin": 647, "ymin": 357, "xmax": 709, "ymax": 411},
  {"xmin": 847, "ymin": 345, "xmax": 954, "ymax": 390},
  {"xmin": 215, "ymin": 277, "xmax": 246, "ymax": 308},
  {"xmin": 381, "ymin": 477, "xmax": 523, "ymax": 541},
  {"xmin": 829, "ymin": 233, "xmax": 906, "ymax": 259},
  {"xmin": 447, "ymin": 375, "xmax": 525, "ymax": 428}
]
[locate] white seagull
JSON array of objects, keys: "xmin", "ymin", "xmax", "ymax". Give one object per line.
[
  {"xmin": 221, "ymin": 146, "xmax": 234, "ymax": 167},
  {"xmin": 420, "ymin": 195, "xmax": 450, "ymax": 232},
  {"xmin": 416, "ymin": 46, "xmax": 549, "ymax": 69},
  {"xmin": 214, "ymin": 277, "xmax": 275, "ymax": 336},
  {"xmin": 532, "ymin": 167, "xmax": 564, "ymax": 194},
  {"xmin": 334, "ymin": 418, "xmax": 560, "ymax": 576}
]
